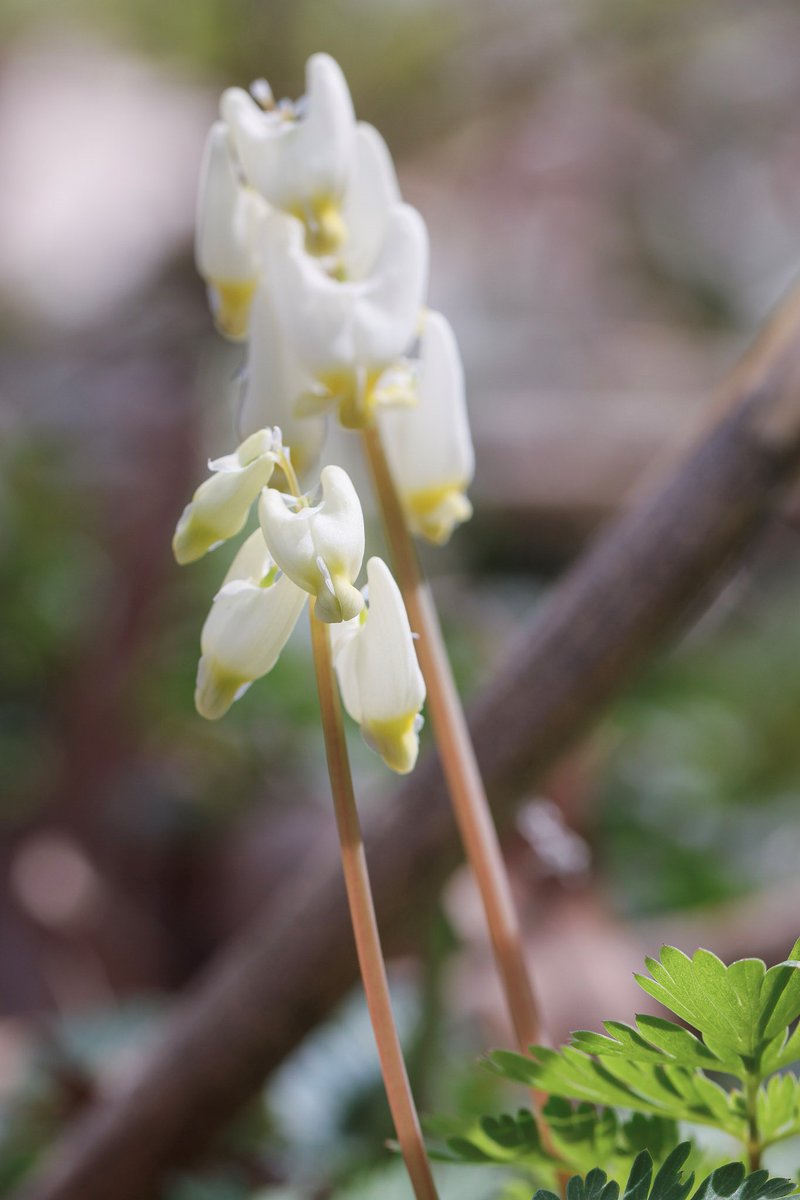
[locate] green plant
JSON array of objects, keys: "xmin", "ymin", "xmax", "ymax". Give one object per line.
[{"xmin": 433, "ymin": 940, "xmax": 800, "ymax": 1191}]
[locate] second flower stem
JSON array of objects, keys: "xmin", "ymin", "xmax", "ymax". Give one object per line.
[
  {"xmin": 309, "ymin": 611, "xmax": 439, "ymax": 1200},
  {"xmin": 361, "ymin": 423, "xmax": 542, "ymax": 1053}
]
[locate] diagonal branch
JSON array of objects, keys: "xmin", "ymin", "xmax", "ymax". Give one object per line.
[{"xmin": 20, "ymin": 286, "xmax": 800, "ymax": 1200}]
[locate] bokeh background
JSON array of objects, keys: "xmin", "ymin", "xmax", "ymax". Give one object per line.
[{"xmin": 3, "ymin": 0, "xmax": 800, "ymax": 1195}]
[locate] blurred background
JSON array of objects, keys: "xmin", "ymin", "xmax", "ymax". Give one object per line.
[{"xmin": 2, "ymin": 0, "xmax": 800, "ymax": 1195}]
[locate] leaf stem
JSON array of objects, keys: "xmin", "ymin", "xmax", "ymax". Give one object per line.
[
  {"xmin": 309, "ymin": 610, "xmax": 440, "ymax": 1200},
  {"xmin": 745, "ymin": 1074, "xmax": 761, "ymax": 1171},
  {"xmin": 361, "ymin": 422, "xmax": 543, "ymax": 1053}
]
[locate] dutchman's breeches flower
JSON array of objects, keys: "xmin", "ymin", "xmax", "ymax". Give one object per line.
[
  {"xmin": 172, "ymin": 428, "xmax": 280, "ymax": 564},
  {"xmin": 259, "ymin": 464, "xmax": 365, "ymax": 623},
  {"xmin": 195, "ymin": 531, "xmax": 307, "ymax": 720},
  {"xmin": 265, "ymin": 203, "xmax": 429, "ymax": 428},
  {"xmin": 378, "ymin": 310, "xmax": 475, "ymax": 544},
  {"xmin": 221, "ymin": 53, "xmax": 356, "ymax": 256},
  {"xmin": 195, "ymin": 122, "xmax": 267, "ymax": 340},
  {"xmin": 331, "ymin": 557, "xmax": 426, "ymax": 774}
]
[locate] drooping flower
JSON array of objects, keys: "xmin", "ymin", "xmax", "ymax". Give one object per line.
[
  {"xmin": 195, "ymin": 530, "xmax": 307, "ymax": 720},
  {"xmin": 264, "ymin": 203, "xmax": 428, "ymax": 427},
  {"xmin": 221, "ymin": 54, "xmax": 356, "ymax": 256},
  {"xmin": 172, "ymin": 428, "xmax": 280, "ymax": 565},
  {"xmin": 330, "ymin": 557, "xmax": 425, "ymax": 773},
  {"xmin": 259, "ymin": 464, "xmax": 365, "ymax": 623},
  {"xmin": 378, "ymin": 310, "xmax": 474, "ymax": 544},
  {"xmin": 340, "ymin": 122, "xmax": 401, "ymax": 280},
  {"xmin": 237, "ymin": 283, "xmax": 327, "ymax": 482},
  {"xmin": 195, "ymin": 122, "xmax": 267, "ymax": 340}
]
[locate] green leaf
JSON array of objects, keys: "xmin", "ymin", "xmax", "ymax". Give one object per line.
[
  {"xmin": 487, "ymin": 1047, "xmax": 746, "ymax": 1139},
  {"xmin": 756, "ymin": 1072, "xmax": 800, "ymax": 1147},
  {"xmin": 634, "ymin": 945, "xmax": 800, "ymax": 1079},
  {"xmin": 535, "ymin": 1146, "xmax": 795, "ymax": 1200}
]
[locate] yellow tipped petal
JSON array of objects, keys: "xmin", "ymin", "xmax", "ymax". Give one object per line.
[
  {"xmin": 208, "ymin": 278, "xmax": 258, "ymax": 340},
  {"xmin": 195, "ymin": 657, "xmax": 251, "ymax": 720},
  {"xmin": 172, "ymin": 430, "xmax": 279, "ymax": 565},
  {"xmin": 363, "ymin": 712, "xmax": 421, "ymax": 775},
  {"xmin": 405, "ymin": 484, "xmax": 473, "ymax": 546}
]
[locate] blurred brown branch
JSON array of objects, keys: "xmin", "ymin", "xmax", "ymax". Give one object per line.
[{"xmin": 19, "ymin": 284, "xmax": 800, "ymax": 1200}]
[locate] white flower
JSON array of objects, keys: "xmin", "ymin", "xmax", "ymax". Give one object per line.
[
  {"xmin": 221, "ymin": 54, "xmax": 355, "ymax": 254},
  {"xmin": 378, "ymin": 311, "xmax": 474, "ymax": 544},
  {"xmin": 259, "ymin": 464, "xmax": 365, "ymax": 623},
  {"xmin": 265, "ymin": 203, "xmax": 428, "ymax": 426},
  {"xmin": 172, "ymin": 428, "xmax": 279, "ymax": 565},
  {"xmin": 195, "ymin": 121, "xmax": 267, "ymax": 340},
  {"xmin": 237, "ymin": 283, "xmax": 327, "ymax": 482},
  {"xmin": 195, "ymin": 531, "xmax": 307, "ymax": 719},
  {"xmin": 340, "ymin": 122, "xmax": 401, "ymax": 281},
  {"xmin": 330, "ymin": 557, "xmax": 425, "ymax": 774}
]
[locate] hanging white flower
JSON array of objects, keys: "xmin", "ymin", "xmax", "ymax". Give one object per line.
[
  {"xmin": 221, "ymin": 54, "xmax": 356, "ymax": 255},
  {"xmin": 340, "ymin": 122, "xmax": 401, "ymax": 281},
  {"xmin": 195, "ymin": 122, "xmax": 267, "ymax": 340},
  {"xmin": 259, "ymin": 464, "xmax": 365, "ymax": 623},
  {"xmin": 265, "ymin": 203, "xmax": 428, "ymax": 427},
  {"xmin": 330, "ymin": 557, "xmax": 425, "ymax": 774},
  {"xmin": 172, "ymin": 428, "xmax": 280, "ymax": 565},
  {"xmin": 195, "ymin": 531, "xmax": 307, "ymax": 719},
  {"xmin": 237, "ymin": 283, "xmax": 327, "ymax": 482},
  {"xmin": 378, "ymin": 311, "xmax": 474, "ymax": 544}
]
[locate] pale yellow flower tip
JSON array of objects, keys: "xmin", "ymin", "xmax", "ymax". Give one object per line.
[
  {"xmin": 208, "ymin": 278, "xmax": 258, "ymax": 341},
  {"xmin": 363, "ymin": 712, "xmax": 422, "ymax": 775},
  {"xmin": 173, "ymin": 429, "xmax": 279, "ymax": 565},
  {"xmin": 405, "ymin": 486, "xmax": 474, "ymax": 546},
  {"xmin": 258, "ymin": 464, "xmax": 365, "ymax": 624}
]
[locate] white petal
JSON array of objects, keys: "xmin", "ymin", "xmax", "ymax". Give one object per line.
[
  {"xmin": 267, "ymin": 203, "xmax": 428, "ymax": 374},
  {"xmin": 332, "ymin": 557, "xmax": 425, "ymax": 773},
  {"xmin": 238, "ymin": 283, "xmax": 327, "ymax": 481},
  {"xmin": 173, "ymin": 430, "xmax": 278, "ymax": 564},
  {"xmin": 220, "ymin": 54, "xmax": 355, "ymax": 211},
  {"xmin": 195, "ymin": 122, "xmax": 266, "ymax": 339},
  {"xmin": 378, "ymin": 311, "xmax": 474, "ymax": 544},
  {"xmin": 195, "ymin": 532, "xmax": 307, "ymax": 719},
  {"xmin": 340, "ymin": 122, "xmax": 401, "ymax": 280},
  {"xmin": 258, "ymin": 464, "xmax": 365, "ymax": 623}
]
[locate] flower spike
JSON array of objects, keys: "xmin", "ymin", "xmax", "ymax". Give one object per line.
[
  {"xmin": 378, "ymin": 310, "xmax": 474, "ymax": 543},
  {"xmin": 172, "ymin": 428, "xmax": 279, "ymax": 565},
  {"xmin": 195, "ymin": 531, "xmax": 307, "ymax": 719},
  {"xmin": 330, "ymin": 557, "xmax": 426, "ymax": 773},
  {"xmin": 259, "ymin": 464, "xmax": 365, "ymax": 623}
]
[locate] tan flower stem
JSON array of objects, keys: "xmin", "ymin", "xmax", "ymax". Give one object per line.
[
  {"xmin": 360, "ymin": 423, "xmax": 542, "ymax": 1053},
  {"xmin": 279, "ymin": 441, "xmax": 438, "ymax": 1198},
  {"xmin": 309, "ymin": 611, "xmax": 440, "ymax": 1200}
]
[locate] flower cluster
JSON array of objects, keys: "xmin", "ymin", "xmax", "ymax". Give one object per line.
[
  {"xmin": 176, "ymin": 53, "xmax": 476, "ymax": 772},
  {"xmin": 196, "ymin": 52, "xmax": 474, "ymax": 541}
]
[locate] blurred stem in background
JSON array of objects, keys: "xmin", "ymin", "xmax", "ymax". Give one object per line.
[{"xmin": 361, "ymin": 424, "xmax": 543, "ymax": 1054}]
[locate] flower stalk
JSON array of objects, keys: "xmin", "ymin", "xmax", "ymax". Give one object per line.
[
  {"xmin": 309, "ymin": 610, "xmax": 439, "ymax": 1200},
  {"xmin": 361, "ymin": 422, "xmax": 542, "ymax": 1054}
]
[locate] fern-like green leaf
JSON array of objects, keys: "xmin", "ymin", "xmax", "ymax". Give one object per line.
[
  {"xmin": 488, "ymin": 1046, "xmax": 746, "ymax": 1139},
  {"xmin": 533, "ymin": 1144, "xmax": 796, "ymax": 1200},
  {"xmin": 634, "ymin": 942, "xmax": 800, "ymax": 1079}
]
